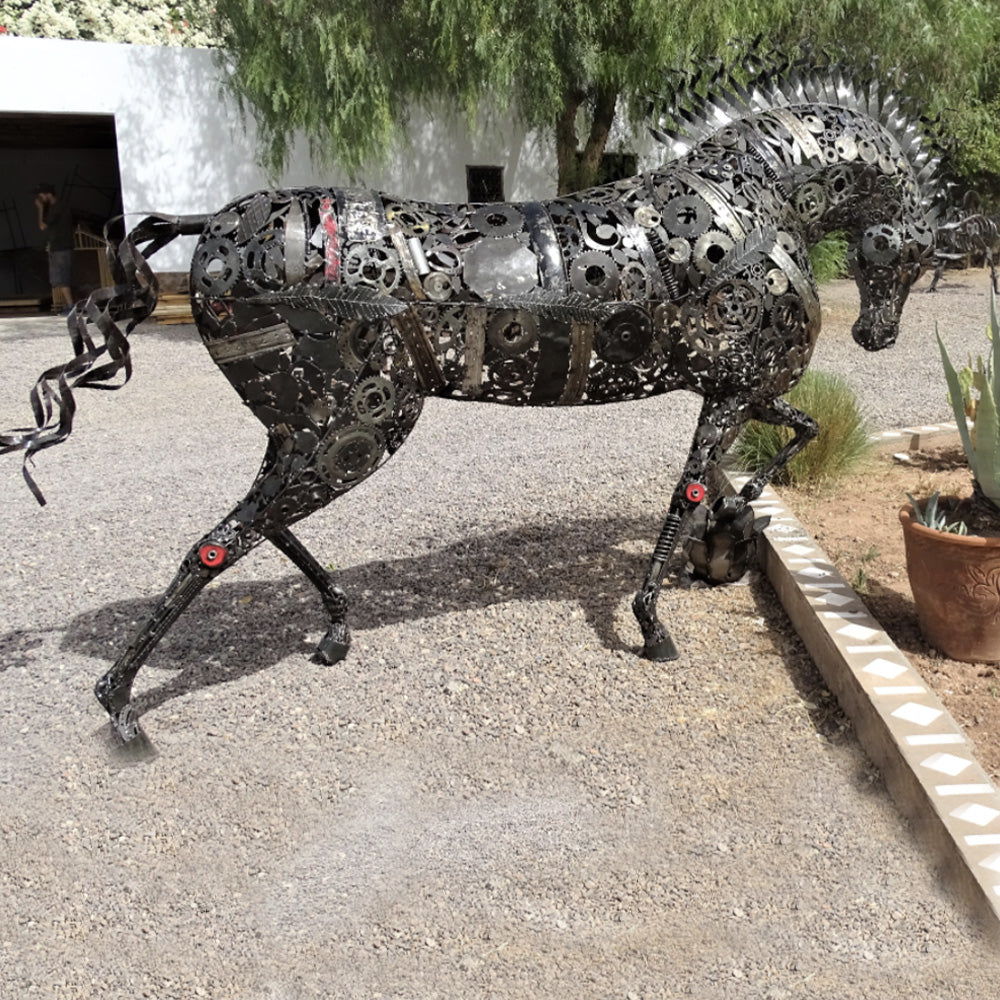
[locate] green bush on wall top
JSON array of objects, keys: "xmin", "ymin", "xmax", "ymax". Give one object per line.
[{"xmin": 733, "ymin": 370, "xmax": 872, "ymax": 489}]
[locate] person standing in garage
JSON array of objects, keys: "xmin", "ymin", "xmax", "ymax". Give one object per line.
[{"xmin": 34, "ymin": 182, "xmax": 75, "ymax": 315}]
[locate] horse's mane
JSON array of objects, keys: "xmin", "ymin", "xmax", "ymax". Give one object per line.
[{"xmin": 650, "ymin": 41, "xmax": 943, "ymax": 208}]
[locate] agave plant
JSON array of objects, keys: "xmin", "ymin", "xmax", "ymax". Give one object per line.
[
  {"xmin": 937, "ymin": 288, "xmax": 1000, "ymax": 510},
  {"xmin": 905, "ymin": 490, "xmax": 968, "ymax": 534}
]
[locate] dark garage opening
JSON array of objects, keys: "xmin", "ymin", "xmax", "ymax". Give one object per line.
[{"xmin": 0, "ymin": 112, "xmax": 124, "ymax": 312}]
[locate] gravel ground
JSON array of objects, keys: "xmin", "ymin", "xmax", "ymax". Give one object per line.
[{"xmin": 1, "ymin": 270, "xmax": 999, "ymax": 999}]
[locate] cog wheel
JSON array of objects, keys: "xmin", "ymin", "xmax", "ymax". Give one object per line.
[
  {"xmin": 340, "ymin": 321, "xmax": 381, "ymax": 372},
  {"xmin": 706, "ymin": 280, "xmax": 762, "ymax": 335},
  {"xmin": 862, "ymin": 224, "xmax": 902, "ymax": 265},
  {"xmin": 344, "ymin": 244, "xmax": 402, "ymax": 293},
  {"xmin": 569, "ymin": 250, "xmax": 620, "ymax": 298},
  {"xmin": 243, "ymin": 238, "xmax": 284, "ymax": 290},
  {"xmin": 693, "ymin": 231, "xmax": 735, "ymax": 274},
  {"xmin": 825, "ymin": 166, "xmax": 854, "ymax": 205},
  {"xmin": 596, "ymin": 305, "xmax": 653, "ymax": 363},
  {"xmin": 620, "ymin": 261, "xmax": 650, "ymax": 298},
  {"xmin": 771, "ymin": 293, "xmax": 805, "ymax": 336},
  {"xmin": 191, "ymin": 238, "xmax": 241, "ymax": 296},
  {"xmin": 317, "ymin": 428, "xmax": 385, "ymax": 488},
  {"xmin": 470, "ymin": 205, "xmax": 525, "ymax": 238},
  {"xmin": 793, "ymin": 182, "xmax": 826, "ymax": 224},
  {"xmin": 486, "ymin": 310, "xmax": 539, "ymax": 356},
  {"xmin": 662, "ymin": 195, "xmax": 713, "ymax": 238},
  {"xmin": 351, "ymin": 376, "xmax": 396, "ymax": 426}
]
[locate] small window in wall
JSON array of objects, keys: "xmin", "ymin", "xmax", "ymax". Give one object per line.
[
  {"xmin": 466, "ymin": 165, "xmax": 504, "ymax": 203},
  {"xmin": 595, "ymin": 151, "xmax": 638, "ymax": 185}
]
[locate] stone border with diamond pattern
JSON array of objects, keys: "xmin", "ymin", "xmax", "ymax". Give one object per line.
[{"xmin": 724, "ymin": 430, "xmax": 1000, "ymax": 928}]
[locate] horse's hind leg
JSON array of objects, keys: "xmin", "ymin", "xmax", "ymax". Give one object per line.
[
  {"xmin": 267, "ymin": 526, "xmax": 350, "ymax": 664},
  {"xmin": 94, "ymin": 514, "xmax": 265, "ymax": 742}
]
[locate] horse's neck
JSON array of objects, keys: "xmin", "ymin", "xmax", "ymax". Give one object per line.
[{"xmin": 724, "ymin": 105, "xmax": 905, "ymax": 228}]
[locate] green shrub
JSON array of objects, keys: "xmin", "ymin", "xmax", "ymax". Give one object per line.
[
  {"xmin": 809, "ymin": 231, "xmax": 849, "ymax": 284},
  {"xmin": 733, "ymin": 370, "xmax": 872, "ymax": 489}
]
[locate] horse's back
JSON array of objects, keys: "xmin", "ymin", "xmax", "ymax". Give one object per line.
[{"xmin": 187, "ymin": 185, "xmax": 691, "ymax": 410}]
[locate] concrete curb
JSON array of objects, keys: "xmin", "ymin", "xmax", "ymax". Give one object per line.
[{"xmin": 723, "ymin": 461, "xmax": 1000, "ymax": 930}]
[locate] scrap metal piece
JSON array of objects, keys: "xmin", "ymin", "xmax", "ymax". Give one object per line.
[{"xmin": 463, "ymin": 237, "xmax": 539, "ymax": 299}]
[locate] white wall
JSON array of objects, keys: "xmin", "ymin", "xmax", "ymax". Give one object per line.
[{"xmin": 0, "ymin": 35, "xmax": 557, "ymax": 272}]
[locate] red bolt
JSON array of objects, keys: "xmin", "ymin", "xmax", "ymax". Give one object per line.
[
  {"xmin": 199, "ymin": 544, "xmax": 227, "ymax": 568},
  {"xmin": 685, "ymin": 483, "xmax": 706, "ymax": 503}
]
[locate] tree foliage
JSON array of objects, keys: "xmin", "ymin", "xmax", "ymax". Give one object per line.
[{"xmin": 210, "ymin": 0, "xmax": 1000, "ymax": 195}]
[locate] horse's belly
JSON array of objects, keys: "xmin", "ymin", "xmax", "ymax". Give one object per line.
[{"xmin": 412, "ymin": 300, "xmax": 684, "ymax": 406}]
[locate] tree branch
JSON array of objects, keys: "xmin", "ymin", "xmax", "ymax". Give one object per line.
[
  {"xmin": 555, "ymin": 88, "xmax": 584, "ymax": 195},
  {"xmin": 577, "ymin": 86, "xmax": 618, "ymax": 191}
]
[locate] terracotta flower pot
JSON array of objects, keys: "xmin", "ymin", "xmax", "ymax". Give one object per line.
[{"xmin": 899, "ymin": 499, "xmax": 1000, "ymax": 662}]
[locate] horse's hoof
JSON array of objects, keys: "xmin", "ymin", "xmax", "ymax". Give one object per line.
[
  {"xmin": 642, "ymin": 635, "xmax": 680, "ymax": 661},
  {"xmin": 110, "ymin": 705, "xmax": 141, "ymax": 743},
  {"xmin": 312, "ymin": 623, "xmax": 351, "ymax": 665},
  {"xmin": 95, "ymin": 678, "xmax": 141, "ymax": 742}
]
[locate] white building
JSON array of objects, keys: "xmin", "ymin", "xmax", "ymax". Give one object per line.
[{"xmin": 0, "ymin": 34, "xmax": 563, "ymax": 298}]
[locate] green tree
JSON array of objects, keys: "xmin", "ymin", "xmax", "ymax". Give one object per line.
[{"xmin": 212, "ymin": 0, "xmax": 1000, "ymax": 194}]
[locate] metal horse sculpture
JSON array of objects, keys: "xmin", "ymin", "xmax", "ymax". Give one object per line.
[
  {"xmin": 2, "ymin": 53, "xmax": 939, "ymax": 742},
  {"xmin": 929, "ymin": 209, "xmax": 1000, "ymax": 292}
]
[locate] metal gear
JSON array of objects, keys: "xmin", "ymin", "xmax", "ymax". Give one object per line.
[
  {"xmin": 486, "ymin": 310, "xmax": 539, "ymax": 356},
  {"xmin": 596, "ymin": 305, "xmax": 653, "ymax": 363},
  {"xmin": 693, "ymin": 231, "xmax": 735, "ymax": 274},
  {"xmin": 317, "ymin": 428, "xmax": 385, "ymax": 488},
  {"xmin": 470, "ymin": 205, "xmax": 524, "ymax": 238},
  {"xmin": 191, "ymin": 237, "xmax": 241, "ymax": 295},
  {"xmin": 242, "ymin": 238, "xmax": 284, "ymax": 290},
  {"xmin": 343, "ymin": 244, "xmax": 402, "ymax": 292},
  {"xmin": 351, "ymin": 376, "xmax": 396, "ymax": 426},
  {"xmin": 423, "ymin": 272, "xmax": 454, "ymax": 301},
  {"xmin": 569, "ymin": 250, "xmax": 620, "ymax": 298},
  {"xmin": 662, "ymin": 195, "xmax": 713, "ymax": 238},
  {"xmin": 706, "ymin": 280, "xmax": 763, "ymax": 335}
]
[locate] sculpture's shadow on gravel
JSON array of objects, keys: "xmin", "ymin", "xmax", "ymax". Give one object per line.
[{"xmin": 2, "ymin": 514, "xmax": 670, "ymax": 721}]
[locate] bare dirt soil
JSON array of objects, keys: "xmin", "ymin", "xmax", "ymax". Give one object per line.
[{"xmin": 788, "ymin": 441, "xmax": 1000, "ymax": 780}]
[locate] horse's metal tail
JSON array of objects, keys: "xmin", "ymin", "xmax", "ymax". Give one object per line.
[{"xmin": 0, "ymin": 214, "xmax": 208, "ymax": 505}]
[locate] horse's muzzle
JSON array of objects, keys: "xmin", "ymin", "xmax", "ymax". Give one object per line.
[{"xmin": 852, "ymin": 309, "xmax": 899, "ymax": 351}]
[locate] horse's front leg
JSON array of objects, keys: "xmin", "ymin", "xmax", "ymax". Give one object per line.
[{"xmin": 632, "ymin": 397, "xmax": 744, "ymax": 660}]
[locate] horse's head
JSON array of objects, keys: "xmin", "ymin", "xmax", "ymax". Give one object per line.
[{"xmin": 849, "ymin": 221, "xmax": 929, "ymax": 351}]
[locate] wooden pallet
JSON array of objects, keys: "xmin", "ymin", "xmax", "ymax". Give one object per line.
[{"xmin": 154, "ymin": 293, "xmax": 194, "ymax": 325}]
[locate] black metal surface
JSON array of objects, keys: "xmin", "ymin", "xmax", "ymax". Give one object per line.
[{"xmin": 1, "ymin": 49, "xmax": 942, "ymax": 741}]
